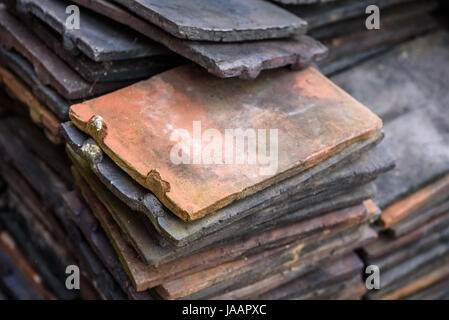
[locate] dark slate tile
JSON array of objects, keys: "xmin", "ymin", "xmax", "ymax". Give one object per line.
[
  {"xmin": 113, "ymin": 0, "xmax": 307, "ymax": 42},
  {"xmin": 16, "ymin": 0, "xmax": 167, "ymax": 61},
  {"xmin": 71, "ymin": 0, "xmax": 327, "ymax": 79},
  {"xmin": 0, "ymin": 45, "xmax": 70, "ymax": 121},
  {"xmin": 0, "ymin": 7, "xmax": 135, "ymax": 99}
]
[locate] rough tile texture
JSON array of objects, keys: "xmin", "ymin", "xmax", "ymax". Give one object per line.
[
  {"xmin": 70, "ymin": 65, "xmax": 382, "ymax": 221},
  {"xmin": 158, "ymin": 223, "xmax": 376, "ymax": 299},
  {"xmin": 366, "ymin": 254, "xmax": 449, "ymax": 300},
  {"xmin": 62, "ymin": 121, "xmax": 386, "ymax": 246},
  {"xmin": 256, "ymin": 253, "xmax": 363, "ymax": 300},
  {"xmin": 62, "ymin": 191, "xmax": 154, "ymax": 300},
  {"xmin": 390, "ymin": 196, "xmax": 449, "ymax": 237},
  {"xmin": 287, "ymin": 0, "xmax": 413, "ymax": 30},
  {"xmin": 20, "ymin": 14, "xmax": 181, "ymax": 83},
  {"xmin": 367, "ymin": 226, "xmax": 449, "ymax": 273},
  {"xmin": 0, "ymin": 45, "xmax": 69, "ymax": 121},
  {"xmin": 273, "ymin": 0, "xmax": 338, "ymax": 4},
  {"xmin": 361, "ymin": 212, "xmax": 449, "ymax": 259},
  {"xmin": 333, "ymin": 32, "xmax": 449, "ymax": 208},
  {"xmin": 113, "ymin": 0, "xmax": 307, "ymax": 42},
  {"xmin": 318, "ymin": 13, "xmax": 437, "ymax": 75},
  {"xmin": 66, "ymin": 138, "xmax": 379, "ymax": 266},
  {"xmin": 0, "ymin": 7, "xmax": 134, "ymax": 99},
  {"xmin": 70, "ymin": 0, "xmax": 327, "ymax": 79},
  {"xmin": 0, "ymin": 65, "xmax": 61, "ymax": 144},
  {"xmin": 379, "ymin": 174, "xmax": 449, "ymax": 227},
  {"xmin": 15, "ymin": 0, "xmax": 167, "ymax": 61},
  {"xmin": 309, "ymin": 1, "xmax": 438, "ymax": 40},
  {"xmin": 72, "ymin": 162, "xmax": 372, "ymax": 292}
]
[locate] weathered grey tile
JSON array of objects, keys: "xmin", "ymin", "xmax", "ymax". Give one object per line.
[
  {"xmin": 61, "ymin": 122, "xmax": 385, "ymax": 247},
  {"xmin": 333, "ymin": 32, "xmax": 449, "ymax": 209},
  {"xmin": 366, "ymin": 226, "xmax": 449, "ymax": 273},
  {"xmin": 0, "ymin": 45, "xmax": 69, "ymax": 121},
  {"xmin": 332, "ymin": 31, "xmax": 449, "ymax": 122},
  {"xmin": 374, "ymin": 109, "xmax": 449, "ymax": 209},
  {"xmin": 378, "ymin": 243, "xmax": 449, "ymax": 289},
  {"xmin": 0, "ymin": 7, "xmax": 135, "ymax": 99},
  {"xmin": 361, "ymin": 212, "xmax": 449, "ymax": 259},
  {"xmin": 0, "ymin": 65, "xmax": 62, "ymax": 144},
  {"xmin": 15, "ymin": 0, "xmax": 167, "ymax": 61},
  {"xmin": 113, "ymin": 0, "xmax": 307, "ymax": 42},
  {"xmin": 67, "ymin": 140, "xmax": 379, "ymax": 267},
  {"xmin": 71, "ymin": 0, "xmax": 327, "ymax": 79},
  {"xmin": 71, "ymin": 161, "xmax": 376, "ymax": 292},
  {"xmin": 255, "ymin": 253, "xmax": 363, "ymax": 300},
  {"xmin": 20, "ymin": 14, "xmax": 182, "ymax": 83},
  {"xmin": 309, "ymin": 1, "xmax": 438, "ymax": 40},
  {"xmin": 287, "ymin": 0, "xmax": 414, "ymax": 30},
  {"xmin": 365, "ymin": 253, "xmax": 449, "ymax": 300},
  {"xmin": 390, "ymin": 195, "xmax": 449, "ymax": 237},
  {"xmin": 164, "ymin": 224, "xmax": 376, "ymax": 299},
  {"xmin": 62, "ymin": 191, "xmax": 154, "ymax": 300},
  {"xmin": 318, "ymin": 13, "xmax": 438, "ymax": 76}
]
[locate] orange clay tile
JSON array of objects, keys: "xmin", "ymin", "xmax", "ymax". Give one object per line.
[
  {"xmin": 380, "ymin": 174, "xmax": 449, "ymax": 228},
  {"xmin": 70, "ymin": 65, "xmax": 382, "ymax": 221}
]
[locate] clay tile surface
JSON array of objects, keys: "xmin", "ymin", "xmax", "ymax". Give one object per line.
[{"xmin": 70, "ymin": 65, "xmax": 382, "ymax": 221}]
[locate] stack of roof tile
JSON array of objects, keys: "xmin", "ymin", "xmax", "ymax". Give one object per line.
[
  {"xmin": 0, "ymin": 0, "xmax": 444, "ymax": 300},
  {"xmin": 333, "ymin": 30, "xmax": 449, "ymax": 300},
  {"xmin": 62, "ymin": 62, "xmax": 393, "ymax": 299}
]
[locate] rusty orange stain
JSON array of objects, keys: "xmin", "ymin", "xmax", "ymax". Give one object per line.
[{"xmin": 70, "ymin": 64, "xmax": 382, "ymax": 221}]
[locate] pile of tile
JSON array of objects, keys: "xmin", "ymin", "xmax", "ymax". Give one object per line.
[
  {"xmin": 333, "ymin": 30, "xmax": 449, "ymax": 300},
  {"xmin": 0, "ymin": 0, "xmax": 444, "ymax": 300},
  {"xmin": 62, "ymin": 61, "xmax": 395, "ymax": 299}
]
